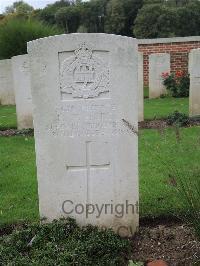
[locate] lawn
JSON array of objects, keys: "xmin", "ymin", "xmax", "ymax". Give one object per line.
[
  {"xmin": 0, "ymin": 137, "xmax": 38, "ymax": 226},
  {"xmin": 0, "ymin": 126, "xmax": 199, "ymax": 226},
  {"xmin": 0, "ymin": 105, "xmax": 17, "ymax": 130},
  {"xmin": 144, "ymin": 97, "xmax": 189, "ymax": 120}
]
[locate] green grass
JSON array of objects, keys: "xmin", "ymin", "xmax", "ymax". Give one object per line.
[
  {"xmin": 144, "ymin": 97, "xmax": 189, "ymax": 120},
  {"xmin": 0, "ymin": 126, "xmax": 199, "ymax": 226},
  {"xmin": 0, "ymin": 105, "xmax": 17, "ymax": 130},
  {"xmin": 139, "ymin": 126, "xmax": 200, "ymax": 218},
  {"xmin": 144, "ymin": 86, "xmax": 149, "ymax": 98},
  {"xmin": 0, "ymin": 136, "xmax": 38, "ymax": 226}
]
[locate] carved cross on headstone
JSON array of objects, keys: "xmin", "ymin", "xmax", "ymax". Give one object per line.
[{"xmin": 66, "ymin": 141, "xmax": 110, "ymax": 203}]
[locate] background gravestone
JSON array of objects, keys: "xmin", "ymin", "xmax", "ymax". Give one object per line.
[
  {"xmin": 12, "ymin": 54, "xmax": 33, "ymax": 129},
  {"xmin": 28, "ymin": 33, "xmax": 139, "ymax": 235},
  {"xmin": 138, "ymin": 52, "xmax": 144, "ymax": 121},
  {"xmin": 149, "ymin": 53, "xmax": 170, "ymax": 99},
  {"xmin": 189, "ymin": 49, "xmax": 200, "ymax": 117},
  {"xmin": 0, "ymin": 59, "xmax": 15, "ymax": 105}
]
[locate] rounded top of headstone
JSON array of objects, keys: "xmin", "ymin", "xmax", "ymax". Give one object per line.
[
  {"xmin": 11, "ymin": 54, "xmax": 28, "ymax": 61},
  {"xmin": 27, "ymin": 33, "xmax": 137, "ymax": 54},
  {"xmin": 190, "ymin": 48, "xmax": 200, "ymax": 54},
  {"xmin": 149, "ymin": 53, "xmax": 170, "ymax": 58}
]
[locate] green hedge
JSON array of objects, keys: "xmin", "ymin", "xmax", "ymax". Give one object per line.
[{"xmin": 0, "ymin": 18, "xmax": 63, "ymax": 59}]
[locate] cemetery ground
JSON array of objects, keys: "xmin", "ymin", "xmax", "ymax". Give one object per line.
[{"xmin": 0, "ymin": 97, "xmax": 200, "ymax": 265}]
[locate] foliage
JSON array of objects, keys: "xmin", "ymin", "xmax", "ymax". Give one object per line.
[
  {"xmin": 78, "ymin": 0, "xmax": 108, "ymax": 33},
  {"xmin": 5, "ymin": 1, "xmax": 34, "ymax": 15},
  {"xmin": 37, "ymin": 0, "xmax": 71, "ymax": 25},
  {"xmin": 1, "ymin": 0, "xmax": 200, "ymax": 38},
  {"xmin": 0, "ymin": 18, "xmax": 62, "ymax": 59},
  {"xmin": 36, "ymin": 0, "xmax": 142, "ymax": 36},
  {"xmin": 167, "ymin": 111, "xmax": 189, "ymax": 127},
  {"xmin": 134, "ymin": 0, "xmax": 200, "ymax": 38},
  {"xmin": 55, "ymin": 5, "xmax": 80, "ymax": 33},
  {"xmin": 134, "ymin": 4, "xmax": 177, "ymax": 38},
  {"xmin": 162, "ymin": 71, "xmax": 190, "ymax": 98},
  {"xmin": 175, "ymin": 2, "xmax": 200, "ymax": 37},
  {"xmin": 0, "ymin": 218, "xmax": 130, "ymax": 265},
  {"xmin": 105, "ymin": 0, "xmax": 143, "ymax": 36}
]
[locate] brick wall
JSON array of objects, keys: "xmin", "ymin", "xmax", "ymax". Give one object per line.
[{"xmin": 138, "ymin": 36, "xmax": 200, "ymax": 86}]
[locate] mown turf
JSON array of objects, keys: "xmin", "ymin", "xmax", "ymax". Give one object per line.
[
  {"xmin": 0, "ymin": 136, "xmax": 38, "ymax": 226},
  {"xmin": 139, "ymin": 126, "xmax": 200, "ymax": 218},
  {"xmin": 144, "ymin": 97, "xmax": 189, "ymax": 120},
  {"xmin": 0, "ymin": 105, "xmax": 17, "ymax": 130},
  {"xmin": 0, "ymin": 126, "xmax": 199, "ymax": 226}
]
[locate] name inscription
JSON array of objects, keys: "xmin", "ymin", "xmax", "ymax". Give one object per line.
[{"xmin": 47, "ymin": 99, "xmax": 133, "ymax": 137}]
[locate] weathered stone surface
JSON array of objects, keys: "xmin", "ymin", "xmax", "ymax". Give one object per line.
[
  {"xmin": 138, "ymin": 52, "xmax": 144, "ymax": 121},
  {"xmin": 28, "ymin": 33, "xmax": 139, "ymax": 235},
  {"xmin": 149, "ymin": 53, "xmax": 170, "ymax": 98},
  {"xmin": 189, "ymin": 49, "xmax": 200, "ymax": 116},
  {"xmin": 0, "ymin": 59, "xmax": 15, "ymax": 105},
  {"xmin": 12, "ymin": 54, "xmax": 33, "ymax": 129}
]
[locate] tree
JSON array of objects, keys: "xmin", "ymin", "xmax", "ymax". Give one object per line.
[
  {"xmin": 55, "ymin": 6, "xmax": 80, "ymax": 33},
  {"xmin": 105, "ymin": 0, "xmax": 126, "ymax": 35},
  {"xmin": 175, "ymin": 2, "xmax": 200, "ymax": 36},
  {"xmin": 78, "ymin": 0, "xmax": 108, "ymax": 33},
  {"xmin": 105, "ymin": 0, "xmax": 143, "ymax": 36},
  {"xmin": 134, "ymin": 4, "xmax": 177, "ymax": 38},
  {"xmin": 38, "ymin": 0, "xmax": 71, "ymax": 25},
  {"xmin": 5, "ymin": 1, "xmax": 34, "ymax": 14}
]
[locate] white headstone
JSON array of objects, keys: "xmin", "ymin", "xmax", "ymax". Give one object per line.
[
  {"xmin": 189, "ymin": 49, "xmax": 200, "ymax": 117},
  {"xmin": 149, "ymin": 53, "xmax": 170, "ymax": 98},
  {"xmin": 0, "ymin": 59, "xmax": 15, "ymax": 105},
  {"xmin": 28, "ymin": 33, "xmax": 139, "ymax": 236},
  {"xmin": 138, "ymin": 52, "xmax": 144, "ymax": 121},
  {"xmin": 12, "ymin": 54, "xmax": 33, "ymax": 129}
]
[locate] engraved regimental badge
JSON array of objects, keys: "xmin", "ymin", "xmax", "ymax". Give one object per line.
[{"xmin": 60, "ymin": 42, "xmax": 109, "ymax": 99}]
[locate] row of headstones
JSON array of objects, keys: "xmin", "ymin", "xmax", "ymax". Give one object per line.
[
  {"xmin": 141, "ymin": 51, "xmax": 200, "ymax": 117},
  {"xmin": 0, "ymin": 55, "xmax": 33, "ymax": 129},
  {"xmin": 0, "ymin": 49, "xmax": 199, "ymax": 130}
]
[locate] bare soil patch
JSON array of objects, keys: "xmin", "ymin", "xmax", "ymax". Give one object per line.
[
  {"xmin": 131, "ymin": 222, "xmax": 200, "ymax": 265},
  {"xmin": 139, "ymin": 119, "xmax": 200, "ymax": 130},
  {"xmin": 0, "ymin": 128, "xmax": 33, "ymax": 136}
]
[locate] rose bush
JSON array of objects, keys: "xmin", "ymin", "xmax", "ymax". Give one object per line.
[{"xmin": 162, "ymin": 70, "xmax": 189, "ymax": 97}]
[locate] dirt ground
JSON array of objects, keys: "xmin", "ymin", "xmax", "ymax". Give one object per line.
[
  {"xmin": 139, "ymin": 119, "xmax": 200, "ymax": 130},
  {"xmin": 130, "ymin": 221, "xmax": 200, "ymax": 266}
]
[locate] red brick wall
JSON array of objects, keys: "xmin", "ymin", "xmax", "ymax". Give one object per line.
[{"xmin": 138, "ymin": 40, "xmax": 200, "ymax": 86}]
